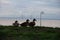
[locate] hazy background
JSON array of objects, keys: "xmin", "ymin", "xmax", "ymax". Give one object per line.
[
  {"xmin": 0, "ymin": 0, "xmax": 60, "ymax": 20},
  {"xmin": 0, "ymin": 0, "xmax": 60, "ymax": 27}
]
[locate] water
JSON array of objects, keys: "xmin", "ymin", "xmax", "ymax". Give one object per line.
[{"xmin": 0, "ymin": 19, "xmax": 60, "ymax": 28}]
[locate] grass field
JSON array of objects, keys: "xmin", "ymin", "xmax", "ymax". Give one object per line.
[{"xmin": 0, "ymin": 25, "xmax": 60, "ymax": 40}]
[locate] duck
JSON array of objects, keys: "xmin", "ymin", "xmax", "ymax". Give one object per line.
[
  {"xmin": 29, "ymin": 19, "xmax": 36, "ymax": 27},
  {"xmin": 20, "ymin": 19, "xmax": 29, "ymax": 27},
  {"xmin": 13, "ymin": 20, "xmax": 19, "ymax": 27}
]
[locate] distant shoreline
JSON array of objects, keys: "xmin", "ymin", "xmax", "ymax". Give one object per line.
[
  {"xmin": 0, "ymin": 18, "xmax": 60, "ymax": 20},
  {"xmin": 0, "ymin": 17, "xmax": 60, "ymax": 20}
]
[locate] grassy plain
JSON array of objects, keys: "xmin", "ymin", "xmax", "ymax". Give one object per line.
[{"xmin": 0, "ymin": 25, "xmax": 60, "ymax": 40}]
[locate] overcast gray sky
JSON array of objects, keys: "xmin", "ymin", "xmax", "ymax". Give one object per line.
[{"xmin": 0, "ymin": 0, "xmax": 60, "ymax": 19}]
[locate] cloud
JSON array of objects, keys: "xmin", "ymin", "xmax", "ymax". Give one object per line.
[
  {"xmin": 1, "ymin": 0, "xmax": 11, "ymax": 4},
  {"xmin": 0, "ymin": 0, "xmax": 60, "ymax": 19}
]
